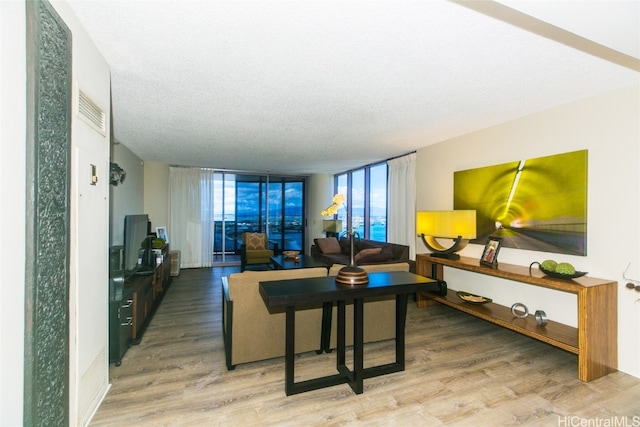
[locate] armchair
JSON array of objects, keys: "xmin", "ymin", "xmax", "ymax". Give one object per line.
[{"xmin": 240, "ymin": 232, "xmax": 279, "ymax": 271}]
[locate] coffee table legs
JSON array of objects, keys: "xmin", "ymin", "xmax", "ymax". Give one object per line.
[
  {"xmin": 285, "ymin": 306, "xmax": 345, "ymax": 396},
  {"xmin": 320, "ymin": 301, "xmax": 333, "ymax": 353},
  {"xmin": 336, "ymin": 299, "xmax": 364, "ymax": 394},
  {"xmin": 283, "ymin": 295, "xmax": 408, "ymax": 396},
  {"xmin": 285, "ymin": 306, "xmax": 295, "ymax": 394}
]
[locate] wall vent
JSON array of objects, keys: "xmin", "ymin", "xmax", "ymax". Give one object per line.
[{"xmin": 76, "ymin": 85, "xmax": 106, "ymax": 136}]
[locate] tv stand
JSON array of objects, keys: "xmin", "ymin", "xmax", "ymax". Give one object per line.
[
  {"xmin": 109, "ymin": 244, "xmax": 172, "ymax": 365},
  {"xmin": 135, "ymin": 267, "xmax": 155, "ymax": 276},
  {"xmin": 415, "ymin": 254, "xmax": 617, "ymax": 382}
]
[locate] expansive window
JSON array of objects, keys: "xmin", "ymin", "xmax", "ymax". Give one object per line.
[
  {"xmin": 268, "ymin": 177, "xmax": 304, "ymax": 252},
  {"xmin": 170, "ymin": 168, "xmax": 306, "ymax": 267},
  {"xmin": 369, "ymin": 163, "xmax": 388, "ymax": 241},
  {"xmin": 211, "ymin": 173, "xmax": 305, "ymax": 264},
  {"xmin": 335, "ymin": 162, "xmax": 387, "ymax": 241}
]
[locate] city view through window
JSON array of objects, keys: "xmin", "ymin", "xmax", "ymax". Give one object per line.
[
  {"xmin": 336, "ymin": 162, "xmax": 388, "ymax": 241},
  {"xmin": 208, "ymin": 164, "xmax": 388, "ymax": 264},
  {"xmin": 210, "ymin": 174, "xmax": 304, "ymax": 262}
]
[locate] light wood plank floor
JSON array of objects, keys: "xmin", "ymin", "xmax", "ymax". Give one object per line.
[{"xmin": 91, "ymin": 267, "xmax": 640, "ymax": 426}]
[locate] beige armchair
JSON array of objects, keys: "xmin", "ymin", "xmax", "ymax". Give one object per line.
[{"xmin": 240, "ymin": 232, "xmax": 278, "ymax": 271}]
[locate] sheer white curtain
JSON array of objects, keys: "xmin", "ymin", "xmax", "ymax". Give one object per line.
[
  {"xmin": 199, "ymin": 169, "xmax": 216, "ymax": 268},
  {"xmin": 169, "ymin": 167, "xmax": 215, "ymax": 268},
  {"xmin": 387, "ymin": 153, "xmax": 417, "ymax": 258}
]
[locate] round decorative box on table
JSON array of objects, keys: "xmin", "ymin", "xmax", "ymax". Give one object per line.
[{"xmin": 335, "ymin": 265, "xmax": 369, "ymax": 286}]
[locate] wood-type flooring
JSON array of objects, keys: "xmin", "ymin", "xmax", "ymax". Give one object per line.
[{"xmin": 91, "ymin": 266, "xmax": 640, "ymax": 426}]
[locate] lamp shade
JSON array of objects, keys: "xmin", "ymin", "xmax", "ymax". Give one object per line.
[
  {"xmin": 322, "ymin": 219, "xmax": 343, "ymax": 233},
  {"xmin": 416, "ymin": 210, "xmax": 476, "ymax": 239}
]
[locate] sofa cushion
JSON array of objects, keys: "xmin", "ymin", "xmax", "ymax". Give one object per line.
[
  {"xmin": 381, "ymin": 244, "xmax": 394, "ymax": 255},
  {"xmin": 225, "ymin": 267, "xmax": 329, "ymax": 367},
  {"xmin": 358, "ymin": 251, "xmax": 393, "ymax": 264},
  {"xmin": 315, "ymin": 237, "xmax": 341, "ymax": 254},
  {"xmin": 354, "ymin": 247, "xmax": 381, "ymax": 263},
  {"xmin": 245, "ymin": 249, "xmax": 274, "ymax": 262}
]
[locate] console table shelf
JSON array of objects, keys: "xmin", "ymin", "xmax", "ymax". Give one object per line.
[{"xmin": 416, "ymin": 255, "xmax": 617, "ymax": 382}]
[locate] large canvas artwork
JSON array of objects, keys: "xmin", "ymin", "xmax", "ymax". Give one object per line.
[{"xmin": 454, "ymin": 150, "xmax": 588, "ymax": 256}]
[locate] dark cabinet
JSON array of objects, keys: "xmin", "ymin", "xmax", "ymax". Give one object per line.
[
  {"xmin": 109, "ymin": 244, "xmax": 171, "ymax": 364},
  {"xmin": 109, "ymin": 290, "xmax": 133, "ymax": 366},
  {"xmin": 131, "ymin": 276, "xmax": 154, "ymax": 342}
]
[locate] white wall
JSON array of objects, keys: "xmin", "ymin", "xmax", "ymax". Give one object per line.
[
  {"xmin": 48, "ymin": 1, "xmax": 112, "ymax": 424},
  {"xmin": 307, "ymin": 174, "xmax": 335, "ymax": 253},
  {"xmin": 416, "ymin": 85, "xmax": 640, "ymax": 378},
  {"xmin": 0, "ymin": 2, "xmax": 27, "ymax": 425},
  {"xmin": 110, "ymin": 143, "xmax": 145, "ymax": 245},
  {"xmin": 1, "ymin": 1, "xmax": 112, "ymax": 424},
  {"xmin": 144, "ymin": 161, "xmax": 170, "ymax": 231}
]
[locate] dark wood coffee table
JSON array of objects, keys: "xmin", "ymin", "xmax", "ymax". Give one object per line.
[
  {"xmin": 270, "ymin": 254, "xmax": 328, "ymax": 270},
  {"xmin": 259, "ymin": 271, "xmax": 438, "ymax": 395}
]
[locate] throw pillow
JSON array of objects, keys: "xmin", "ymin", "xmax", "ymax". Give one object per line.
[
  {"xmin": 354, "ymin": 247, "xmax": 382, "ymax": 263},
  {"xmin": 245, "ymin": 233, "xmax": 266, "ymax": 250},
  {"xmin": 315, "ymin": 237, "xmax": 341, "ymax": 254}
]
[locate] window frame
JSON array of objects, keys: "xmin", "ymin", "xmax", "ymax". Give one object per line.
[{"xmin": 334, "ymin": 161, "xmax": 388, "ymax": 241}]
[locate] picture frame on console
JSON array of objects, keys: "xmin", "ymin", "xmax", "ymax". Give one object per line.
[
  {"xmin": 480, "ymin": 236, "xmax": 502, "ymax": 268},
  {"xmin": 156, "ymin": 226, "xmax": 169, "ymax": 243}
]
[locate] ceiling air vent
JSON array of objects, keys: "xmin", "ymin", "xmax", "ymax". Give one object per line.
[{"xmin": 76, "ymin": 86, "xmax": 106, "ymax": 136}]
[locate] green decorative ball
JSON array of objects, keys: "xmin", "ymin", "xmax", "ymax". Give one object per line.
[
  {"xmin": 555, "ymin": 262, "xmax": 576, "ymax": 275},
  {"xmin": 541, "ymin": 259, "xmax": 557, "ymax": 271},
  {"xmin": 152, "ymin": 238, "xmax": 166, "ymax": 249}
]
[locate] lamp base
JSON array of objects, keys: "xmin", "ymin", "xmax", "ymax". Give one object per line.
[
  {"xmin": 429, "ymin": 252, "xmax": 460, "ymax": 260},
  {"xmin": 335, "ymin": 265, "xmax": 369, "ymax": 286},
  {"xmin": 421, "ymin": 234, "xmax": 468, "ymax": 261}
]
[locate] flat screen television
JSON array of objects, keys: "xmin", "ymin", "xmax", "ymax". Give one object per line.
[{"xmin": 123, "ymin": 214, "xmax": 150, "ymax": 278}]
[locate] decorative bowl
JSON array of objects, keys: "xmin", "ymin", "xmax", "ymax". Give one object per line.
[
  {"xmin": 283, "ymin": 250, "xmax": 300, "ymax": 259},
  {"xmin": 456, "ymin": 291, "xmax": 492, "ymax": 304},
  {"xmin": 529, "ymin": 261, "xmax": 587, "ymax": 279}
]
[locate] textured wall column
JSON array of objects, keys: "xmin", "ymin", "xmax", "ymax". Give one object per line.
[{"xmin": 24, "ymin": 0, "xmax": 71, "ymax": 425}]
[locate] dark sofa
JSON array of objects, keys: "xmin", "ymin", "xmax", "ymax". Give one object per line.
[{"xmin": 310, "ymin": 236, "xmax": 415, "ymax": 272}]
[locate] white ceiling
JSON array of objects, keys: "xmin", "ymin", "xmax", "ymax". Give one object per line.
[{"xmin": 66, "ymin": 0, "xmax": 640, "ymax": 175}]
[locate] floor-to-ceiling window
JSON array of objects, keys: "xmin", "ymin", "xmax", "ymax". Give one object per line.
[
  {"xmin": 335, "ymin": 162, "xmax": 387, "ymax": 241},
  {"xmin": 369, "ymin": 163, "xmax": 388, "ymax": 241},
  {"xmin": 212, "ymin": 172, "xmax": 238, "ymax": 263},
  {"xmin": 170, "ymin": 168, "xmax": 306, "ymax": 267},
  {"xmin": 269, "ymin": 178, "xmax": 304, "ymax": 252},
  {"xmin": 210, "ymin": 172, "xmax": 305, "ymax": 265}
]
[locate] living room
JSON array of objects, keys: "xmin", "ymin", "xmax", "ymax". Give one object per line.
[
  {"xmin": 2, "ymin": 1, "xmax": 639, "ymax": 426},
  {"xmin": 101, "ymin": 86, "xmax": 640, "ymax": 425}
]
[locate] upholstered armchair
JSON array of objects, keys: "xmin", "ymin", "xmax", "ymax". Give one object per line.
[{"xmin": 240, "ymin": 232, "xmax": 279, "ymax": 271}]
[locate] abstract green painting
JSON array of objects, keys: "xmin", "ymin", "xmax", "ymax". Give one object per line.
[{"xmin": 454, "ymin": 150, "xmax": 588, "ymax": 256}]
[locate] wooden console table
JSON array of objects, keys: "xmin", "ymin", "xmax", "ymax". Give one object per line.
[{"xmin": 415, "ymin": 254, "xmax": 617, "ymax": 382}]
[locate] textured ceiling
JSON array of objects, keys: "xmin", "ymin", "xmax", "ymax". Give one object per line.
[{"xmin": 66, "ymin": 0, "xmax": 639, "ymax": 175}]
